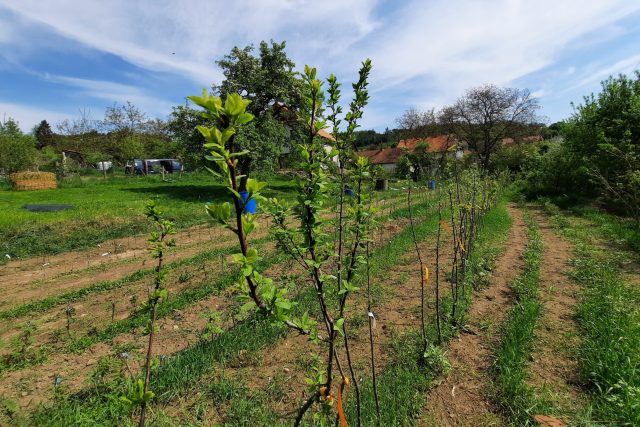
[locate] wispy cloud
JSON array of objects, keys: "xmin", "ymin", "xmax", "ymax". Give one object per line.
[
  {"xmin": 42, "ymin": 74, "xmax": 175, "ymax": 118},
  {"xmin": 0, "ymin": 102, "xmax": 72, "ymax": 131},
  {"xmin": 1, "ymin": 0, "xmax": 379, "ymax": 85},
  {"xmin": 366, "ymin": 0, "xmax": 640, "ymax": 96},
  {"xmin": 2, "ymin": 0, "xmax": 640, "ymax": 129},
  {"xmin": 570, "ymin": 53, "xmax": 640, "ymax": 91}
]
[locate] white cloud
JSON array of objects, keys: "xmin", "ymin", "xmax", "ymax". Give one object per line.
[
  {"xmin": 42, "ymin": 74, "xmax": 175, "ymax": 119},
  {"xmin": 0, "ymin": 102, "xmax": 72, "ymax": 131},
  {"xmin": 1, "ymin": 0, "xmax": 379, "ymax": 85},
  {"xmin": 366, "ymin": 0, "xmax": 640, "ymax": 98},
  {"xmin": 571, "ymin": 53, "xmax": 640, "ymax": 90},
  {"xmin": 531, "ymin": 89, "xmax": 546, "ymax": 98},
  {"xmin": 2, "ymin": 1, "xmax": 640, "ymax": 127}
]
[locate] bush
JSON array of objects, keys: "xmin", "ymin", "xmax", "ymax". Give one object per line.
[
  {"xmin": 0, "ymin": 133, "xmax": 36, "ymax": 174},
  {"xmin": 521, "ymin": 71, "xmax": 640, "ymax": 220}
]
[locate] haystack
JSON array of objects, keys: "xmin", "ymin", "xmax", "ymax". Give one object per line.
[{"xmin": 10, "ymin": 172, "xmax": 58, "ymax": 190}]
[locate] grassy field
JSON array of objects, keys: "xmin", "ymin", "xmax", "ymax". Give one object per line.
[
  {"xmin": 2, "ymin": 173, "xmax": 640, "ymax": 426},
  {"xmin": 0, "ymin": 172, "xmax": 296, "ymax": 261}
]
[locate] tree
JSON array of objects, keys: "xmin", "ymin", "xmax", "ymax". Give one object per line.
[
  {"xmin": 213, "ymin": 40, "xmax": 303, "ymax": 187},
  {"xmin": 101, "ymin": 101, "xmax": 147, "ymax": 134},
  {"xmin": 396, "ymin": 141, "xmax": 439, "ymax": 180},
  {"xmin": 56, "ymin": 108, "xmax": 98, "ymax": 152},
  {"xmin": 439, "ymin": 84, "xmax": 540, "ymax": 169},
  {"xmin": 563, "ymin": 71, "xmax": 640, "ymax": 221},
  {"xmin": 166, "ymin": 104, "xmax": 212, "ymax": 169},
  {"xmin": 0, "ymin": 117, "xmax": 22, "ymax": 137},
  {"xmin": 0, "ymin": 118, "xmax": 36, "ymax": 173},
  {"xmin": 395, "ymin": 107, "xmax": 436, "ymax": 140},
  {"xmin": 214, "ymin": 40, "xmax": 302, "ymax": 117},
  {"xmin": 34, "ymin": 120, "xmax": 54, "ymax": 149}
]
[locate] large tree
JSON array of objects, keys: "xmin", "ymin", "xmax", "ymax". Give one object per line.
[
  {"xmin": 564, "ymin": 71, "xmax": 640, "ymax": 221},
  {"xmin": 212, "ymin": 40, "xmax": 302, "ymax": 187},
  {"xmin": 395, "ymin": 107, "xmax": 436, "ymax": 140},
  {"xmin": 439, "ymin": 84, "xmax": 540, "ymax": 169},
  {"xmin": 214, "ymin": 40, "xmax": 302, "ymax": 117}
]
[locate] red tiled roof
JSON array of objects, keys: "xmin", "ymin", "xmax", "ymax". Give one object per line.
[
  {"xmin": 397, "ymin": 135, "xmax": 456, "ymax": 152},
  {"xmin": 357, "ymin": 147, "xmax": 402, "ymax": 165},
  {"xmin": 317, "ymin": 128, "xmax": 336, "ymax": 142}
]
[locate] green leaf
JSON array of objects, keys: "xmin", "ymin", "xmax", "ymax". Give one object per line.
[
  {"xmin": 236, "ymin": 112, "xmax": 254, "ymax": 125},
  {"xmin": 333, "ymin": 318, "xmax": 345, "ymax": 336},
  {"xmin": 246, "ymin": 248, "xmax": 259, "ymax": 263},
  {"xmin": 241, "ymin": 264, "xmax": 253, "ymax": 276}
]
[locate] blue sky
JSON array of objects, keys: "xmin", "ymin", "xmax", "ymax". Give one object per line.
[{"xmin": 1, "ymin": 0, "xmax": 640, "ymax": 132}]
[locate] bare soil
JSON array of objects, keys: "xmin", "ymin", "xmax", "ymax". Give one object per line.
[
  {"xmin": 420, "ymin": 204, "xmax": 527, "ymax": 427},
  {"xmin": 0, "ymin": 199, "xmax": 413, "ymax": 415},
  {"xmin": 156, "ymin": 214, "xmax": 458, "ymax": 424},
  {"xmin": 527, "ymin": 210, "xmax": 584, "ymax": 419}
]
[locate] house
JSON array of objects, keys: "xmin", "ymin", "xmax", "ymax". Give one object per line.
[
  {"xmin": 398, "ymin": 135, "xmax": 465, "ymax": 160},
  {"xmin": 357, "ymin": 147, "xmax": 403, "ymax": 173},
  {"xmin": 279, "ymin": 127, "xmax": 338, "ymax": 168}
]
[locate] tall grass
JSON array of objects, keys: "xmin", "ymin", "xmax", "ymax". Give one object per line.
[
  {"xmin": 539, "ymin": 202, "xmax": 640, "ymax": 425},
  {"xmin": 0, "ymin": 173, "xmax": 296, "ymax": 260}
]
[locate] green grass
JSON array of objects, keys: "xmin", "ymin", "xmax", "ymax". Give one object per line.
[
  {"xmin": 351, "ymin": 199, "xmax": 513, "ymax": 427},
  {"xmin": 0, "ymin": 172, "xmax": 296, "ymax": 261},
  {"xmin": 0, "ymin": 236, "xmax": 270, "ymax": 321},
  {"xmin": 21, "ymin": 192, "xmax": 441, "ymax": 426},
  {"xmin": 0, "ymin": 191, "xmax": 423, "ymax": 378},
  {"xmin": 493, "ymin": 213, "xmax": 547, "ymax": 425},
  {"xmin": 545, "ymin": 207, "xmax": 640, "ymax": 426}
]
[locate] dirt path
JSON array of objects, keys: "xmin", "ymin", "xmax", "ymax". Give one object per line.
[
  {"xmin": 421, "ymin": 204, "xmax": 527, "ymax": 427},
  {"xmin": 527, "ymin": 209, "xmax": 584, "ymax": 420}
]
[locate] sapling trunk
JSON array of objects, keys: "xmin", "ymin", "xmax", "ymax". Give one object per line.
[
  {"xmin": 448, "ymin": 190, "xmax": 459, "ymax": 324},
  {"xmin": 134, "ymin": 202, "xmax": 174, "ymax": 427},
  {"xmin": 436, "ymin": 201, "xmax": 443, "ymax": 344},
  {"xmin": 366, "ymin": 242, "xmax": 381, "ymax": 423},
  {"xmin": 407, "ymin": 184, "xmax": 428, "ymax": 356}
]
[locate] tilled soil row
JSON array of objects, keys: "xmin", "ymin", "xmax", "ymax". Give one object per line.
[
  {"xmin": 0, "ymin": 195, "xmax": 426, "ymax": 353},
  {"xmin": 153, "ymin": 215, "xmax": 458, "ymax": 425},
  {"xmin": 1, "ymin": 195, "xmax": 411, "ymax": 309},
  {"xmin": 0, "ymin": 210, "xmax": 420, "ymax": 414},
  {"xmin": 420, "ymin": 204, "xmax": 527, "ymax": 427}
]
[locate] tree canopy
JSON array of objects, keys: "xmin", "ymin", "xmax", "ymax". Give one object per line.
[
  {"xmin": 0, "ymin": 118, "xmax": 36, "ymax": 173},
  {"xmin": 439, "ymin": 84, "xmax": 540, "ymax": 169}
]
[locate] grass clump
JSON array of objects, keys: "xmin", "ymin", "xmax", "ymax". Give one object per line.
[
  {"xmin": 546, "ymin": 204, "xmax": 640, "ymax": 425},
  {"xmin": 493, "ymin": 213, "xmax": 547, "ymax": 425}
]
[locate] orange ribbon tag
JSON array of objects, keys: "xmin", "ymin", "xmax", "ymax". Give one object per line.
[{"xmin": 337, "ymin": 381, "xmax": 348, "ymax": 427}]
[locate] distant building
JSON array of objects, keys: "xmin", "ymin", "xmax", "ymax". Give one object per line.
[
  {"xmin": 397, "ymin": 135, "xmax": 456, "ymax": 152},
  {"xmin": 399, "ymin": 134, "xmax": 467, "ymax": 159},
  {"xmin": 357, "ymin": 147, "xmax": 403, "ymax": 173}
]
